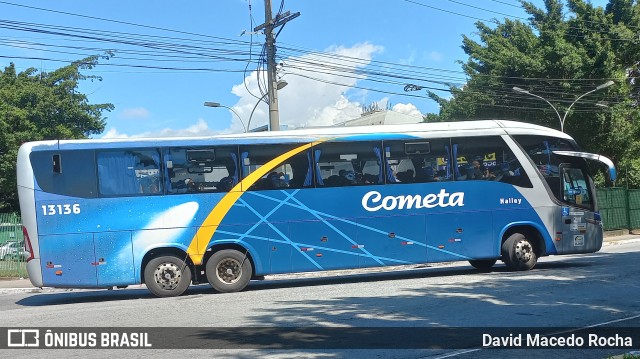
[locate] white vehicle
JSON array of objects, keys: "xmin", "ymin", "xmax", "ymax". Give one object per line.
[{"xmin": 0, "ymin": 241, "xmax": 25, "ymax": 261}]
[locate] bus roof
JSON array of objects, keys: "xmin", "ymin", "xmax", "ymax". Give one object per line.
[{"xmin": 23, "ymin": 119, "xmax": 571, "ymax": 151}]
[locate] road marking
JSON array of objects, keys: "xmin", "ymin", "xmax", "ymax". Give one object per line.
[
  {"xmin": 432, "ymin": 348, "xmax": 482, "ymax": 358},
  {"xmin": 583, "ymin": 312, "xmax": 640, "ymax": 328}
]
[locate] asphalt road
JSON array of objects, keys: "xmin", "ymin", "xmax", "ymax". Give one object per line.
[{"xmin": 1, "ymin": 240, "xmax": 639, "ymax": 358}]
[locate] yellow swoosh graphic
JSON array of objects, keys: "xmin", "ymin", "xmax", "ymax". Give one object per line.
[{"xmin": 187, "ymin": 140, "xmax": 326, "ymax": 265}]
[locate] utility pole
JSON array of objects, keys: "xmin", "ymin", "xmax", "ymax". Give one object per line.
[{"xmin": 254, "ymin": 0, "xmax": 299, "ymax": 131}]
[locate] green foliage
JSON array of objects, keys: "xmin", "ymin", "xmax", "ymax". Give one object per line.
[
  {"xmin": 426, "ymin": 0, "xmax": 640, "ymax": 187},
  {"xmin": 0, "ymin": 56, "xmax": 114, "ymax": 211}
]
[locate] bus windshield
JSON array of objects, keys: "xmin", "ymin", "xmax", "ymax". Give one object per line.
[{"xmin": 513, "ymin": 135, "xmax": 588, "ymax": 206}]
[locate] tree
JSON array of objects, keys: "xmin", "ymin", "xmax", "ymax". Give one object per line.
[
  {"xmin": 426, "ymin": 0, "xmax": 640, "ymax": 187},
  {"xmin": 0, "ymin": 55, "xmax": 114, "ymax": 211}
]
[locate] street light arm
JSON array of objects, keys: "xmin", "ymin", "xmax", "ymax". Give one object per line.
[
  {"xmin": 246, "ymin": 80, "xmax": 287, "ymax": 132},
  {"xmin": 561, "ymin": 88, "xmax": 599, "ymax": 130},
  {"xmin": 513, "ymin": 87, "xmax": 563, "ymax": 131},
  {"xmin": 204, "ymin": 102, "xmax": 246, "ymax": 133},
  {"xmin": 246, "ymin": 94, "xmax": 269, "ymax": 133},
  {"xmin": 561, "ymin": 81, "xmax": 614, "ymax": 131},
  {"xmin": 596, "ymin": 80, "xmax": 615, "ymax": 90},
  {"xmin": 225, "ymin": 106, "xmax": 247, "ymax": 133}
]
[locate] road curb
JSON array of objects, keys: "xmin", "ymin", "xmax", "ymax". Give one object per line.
[
  {"xmin": 603, "ymin": 237, "xmax": 640, "ymax": 246},
  {"xmin": 0, "ymin": 284, "xmax": 147, "ymax": 295}
]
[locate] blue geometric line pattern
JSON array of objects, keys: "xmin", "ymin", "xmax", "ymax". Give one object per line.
[
  {"xmin": 238, "ymin": 190, "xmax": 323, "ymax": 269},
  {"xmin": 246, "ymin": 191, "xmax": 471, "ymax": 262},
  {"xmin": 287, "ymin": 194, "xmax": 386, "ymax": 265},
  {"xmin": 215, "ymin": 229, "xmax": 412, "ymax": 265},
  {"xmin": 247, "ymin": 191, "xmax": 472, "ymax": 259}
]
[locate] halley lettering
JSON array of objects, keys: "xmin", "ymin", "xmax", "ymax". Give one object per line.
[
  {"xmin": 499, "ymin": 198, "xmax": 522, "ymax": 205},
  {"xmin": 362, "ymin": 190, "xmax": 465, "ymax": 212}
]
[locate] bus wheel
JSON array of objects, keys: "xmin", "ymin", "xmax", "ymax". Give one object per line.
[
  {"xmin": 501, "ymin": 233, "xmax": 537, "ymax": 271},
  {"xmin": 206, "ymin": 249, "xmax": 252, "ymax": 293},
  {"xmin": 469, "ymin": 259, "xmax": 497, "ymax": 271},
  {"xmin": 144, "ymin": 256, "xmax": 192, "ymax": 298}
]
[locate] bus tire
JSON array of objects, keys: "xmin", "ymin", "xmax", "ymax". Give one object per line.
[
  {"xmin": 144, "ymin": 255, "xmax": 192, "ymax": 298},
  {"xmin": 469, "ymin": 259, "xmax": 497, "ymax": 271},
  {"xmin": 501, "ymin": 233, "xmax": 537, "ymax": 271},
  {"xmin": 206, "ymin": 249, "xmax": 252, "ymax": 293}
]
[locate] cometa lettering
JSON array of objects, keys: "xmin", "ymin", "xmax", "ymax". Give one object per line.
[{"xmin": 361, "ymin": 189, "xmax": 465, "ymax": 212}]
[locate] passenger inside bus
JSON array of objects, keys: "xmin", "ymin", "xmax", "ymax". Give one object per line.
[
  {"xmin": 396, "ymin": 169, "xmax": 414, "ymax": 183},
  {"xmin": 415, "ymin": 166, "xmax": 437, "ymax": 182},
  {"xmin": 493, "ymin": 162, "xmax": 515, "ymax": 181},
  {"xmin": 267, "ymin": 172, "xmax": 289, "ymax": 189},
  {"xmin": 340, "ymin": 170, "xmax": 357, "ymax": 185},
  {"xmin": 217, "ymin": 176, "xmax": 235, "ymax": 192},
  {"xmin": 185, "ymin": 178, "xmax": 198, "ymax": 192},
  {"xmin": 362, "ymin": 173, "xmax": 379, "ymax": 184}
]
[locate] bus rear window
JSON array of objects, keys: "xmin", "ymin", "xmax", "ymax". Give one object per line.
[
  {"xmin": 30, "ymin": 150, "xmax": 97, "ymax": 198},
  {"xmin": 97, "ymin": 149, "xmax": 162, "ymax": 196}
]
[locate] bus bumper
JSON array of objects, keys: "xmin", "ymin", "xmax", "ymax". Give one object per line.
[{"xmin": 26, "ymin": 259, "xmax": 43, "ymax": 288}]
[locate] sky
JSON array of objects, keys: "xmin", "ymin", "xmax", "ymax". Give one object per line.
[{"xmin": 0, "ymin": 0, "xmax": 609, "ymax": 138}]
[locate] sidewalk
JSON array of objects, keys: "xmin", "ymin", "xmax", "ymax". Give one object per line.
[{"xmin": 1, "ymin": 234, "xmax": 639, "ymax": 293}]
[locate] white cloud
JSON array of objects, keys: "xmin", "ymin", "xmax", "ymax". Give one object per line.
[
  {"xmin": 101, "ymin": 119, "xmax": 218, "ymax": 139},
  {"xmin": 228, "ymin": 42, "xmax": 423, "ymax": 131},
  {"xmin": 398, "ymin": 50, "xmax": 416, "ymax": 66},
  {"xmin": 102, "ymin": 42, "xmax": 427, "ymax": 137},
  {"xmin": 428, "ymin": 51, "xmax": 443, "ymax": 62},
  {"xmin": 392, "ymin": 103, "xmax": 423, "ymax": 118},
  {"xmin": 101, "ymin": 127, "xmax": 128, "ymax": 139},
  {"xmin": 120, "ymin": 107, "xmax": 150, "ymax": 119}
]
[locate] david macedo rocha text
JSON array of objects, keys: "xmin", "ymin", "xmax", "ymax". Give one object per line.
[{"xmin": 483, "ymin": 333, "xmax": 634, "ymax": 348}]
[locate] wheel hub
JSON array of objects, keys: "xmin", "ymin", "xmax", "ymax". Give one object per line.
[
  {"xmin": 217, "ymin": 258, "xmax": 241, "ymax": 284},
  {"xmin": 154, "ymin": 263, "xmax": 182, "ymax": 290},
  {"xmin": 515, "ymin": 241, "xmax": 533, "ymax": 262}
]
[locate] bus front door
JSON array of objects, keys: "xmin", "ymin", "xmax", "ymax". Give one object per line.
[{"xmin": 558, "ymin": 165, "xmax": 603, "ymax": 254}]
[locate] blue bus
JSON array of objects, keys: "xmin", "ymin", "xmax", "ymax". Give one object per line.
[{"xmin": 17, "ymin": 120, "xmax": 616, "ymax": 297}]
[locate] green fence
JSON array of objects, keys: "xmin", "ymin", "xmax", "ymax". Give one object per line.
[
  {"xmin": 0, "ymin": 212, "xmax": 22, "ymax": 245},
  {"xmin": 596, "ymin": 187, "xmax": 640, "ymax": 231},
  {"xmin": 0, "ymin": 213, "xmax": 26, "ymax": 277}
]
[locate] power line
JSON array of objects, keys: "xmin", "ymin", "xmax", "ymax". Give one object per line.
[
  {"xmin": 0, "ymin": 4, "xmax": 627, "ymax": 85},
  {"xmin": 0, "ymin": 0, "xmax": 628, "ymax": 115},
  {"xmin": 486, "ymin": 0, "xmax": 521, "ymax": 8},
  {"xmin": 0, "ymin": 55, "xmax": 249, "ymax": 72},
  {"xmin": 0, "ymin": 1, "xmax": 248, "ymax": 44},
  {"xmin": 402, "ymin": 0, "xmax": 639, "ymax": 41}
]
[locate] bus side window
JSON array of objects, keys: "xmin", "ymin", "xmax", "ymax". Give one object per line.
[
  {"xmin": 313, "ymin": 141, "xmax": 382, "ymax": 187},
  {"xmin": 97, "ymin": 149, "xmax": 162, "ymax": 196},
  {"xmin": 166, "ymin": 146, "xmax": 238, "ymax": 194},
  {"xmin": 239, "ymin": 144, "xmax": 312, "ymax": 191},
  {"xmin": 452, "ymin": 136, "xmax": 531, "ymax": 187},
  {"xmin": 383, "ymin": 139, "xmax": 452, "ymax": 184}
]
